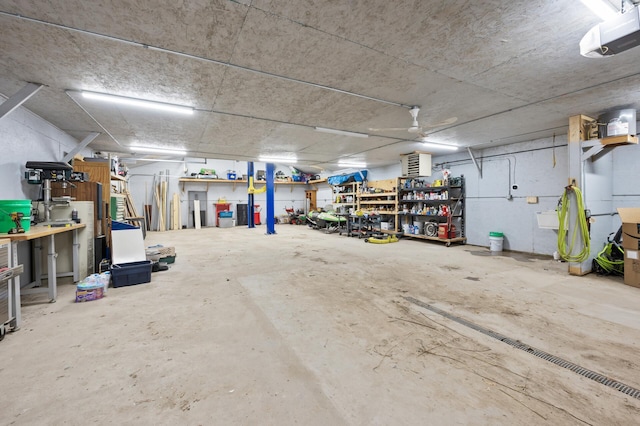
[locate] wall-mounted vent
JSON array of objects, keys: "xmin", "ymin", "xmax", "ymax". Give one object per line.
[{"xmin": 401, "ymin": 153, "xmax": 431, "ymax": 177}]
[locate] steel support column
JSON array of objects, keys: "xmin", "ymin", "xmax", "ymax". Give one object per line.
[
  {"xmin": 247, "ymin": 162, "xmax": 255, "ymax": 228},
  {"xmin": 266, "ymin": 163, "xmax": 276, "ymax": 234}
]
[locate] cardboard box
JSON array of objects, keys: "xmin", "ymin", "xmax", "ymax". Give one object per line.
[
  {"xmin": 624, "ymin": 252, "xmax": 640, "ymax": 288},
  {"xmin": 618, "ymin": 208, "xmax": 640, "ymax": 250},
  {"xmin": 617, "ymin": 208, "xmax": 640, "ymax": 287}
]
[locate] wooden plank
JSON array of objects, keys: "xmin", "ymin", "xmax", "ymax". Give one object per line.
[
  {"xmin": 3, "ymin": 223, "xmax": 85, "ymax": 241},
  {"xmin": 154, "ymin": 182, "xmax": 163, "ymax": 231},
  {"xmin": 194, "ymin": 199, "xmax": 201, "ymax": 230},
  {"xmin": 402, "ymin": 233, "xmax": 467, "ymax": 245},
  {"xmin": 568, "ymin": 114, "xmax": 595, "ymax": 144},
  {"xmin": 365, "ymin": 178, "xmax": 396, "ymax": 192},
  {"xmin": 161, "ymin": 181, "xmax": 167, "ymax": 232},
  {"xmin": 177, "ymin": 195, "xmax": 182, "ymax": 230},
  {"xmin": 123, "ymin": 190, "xmax": 140, "ymax": 219},
  {"xmin": 600, "ymin": 134, "xmax": 639, "ymax": 146},
  {"xmin": 171, "ymin": 193, "xmax": 180, "ymax": 230},
  {"xmin": 358, "ymin": 200, "xmax": 397, "ymax": 205}
]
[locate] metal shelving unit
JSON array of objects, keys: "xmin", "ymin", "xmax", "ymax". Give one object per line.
[{"xmin": 397, "ymin": 176, "xmax": 466, "ymax": 246}]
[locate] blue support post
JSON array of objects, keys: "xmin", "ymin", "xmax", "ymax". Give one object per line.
[
  {"xmin": 247, "ymin": 162, "xmax": 255, "ymax": 228},
  {"xmin": 266, "ymin": 162, "xmax": 276, "ymax": 234}
]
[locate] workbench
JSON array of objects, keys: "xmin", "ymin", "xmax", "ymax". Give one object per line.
[{"xmin": 4, "ymin": 223, "xmax": 85, "ymax": 330}]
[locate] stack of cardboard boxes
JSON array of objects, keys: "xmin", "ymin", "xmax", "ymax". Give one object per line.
[{"xmin": 618, "ymin": 208, "xmax": 640, "ymax": 288}]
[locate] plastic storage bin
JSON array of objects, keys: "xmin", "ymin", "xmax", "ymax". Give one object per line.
[
  {"xmin": 111, "ymin": 260, "xmax": 152, "ymax": 287},
  {"xmin": 219, "ymin": 218, "xmax": 234, "ymax": 228}
]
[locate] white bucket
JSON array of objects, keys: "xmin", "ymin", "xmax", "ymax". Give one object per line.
[
  {"xmin": 402, "ymin": 224, "xmax": 411, "ymax": 234},
  {"xmin": 489, "ymin": 232, "xmax": 504, "ymax": 252}
]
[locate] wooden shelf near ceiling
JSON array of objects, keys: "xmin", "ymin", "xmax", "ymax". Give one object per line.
[
  {"xmin": 308, "ymin": 178, "xmax": 327, "ymax": 184},
  {"xmin": 178, "ymin": 178, "xmax": 307, "ymax": 185},
  {"xmin": 599, "ymin": 134, "xmax": 638, "ymax": 146},
  {"xmin": 179, "ymin": 178, "xmax": 246, "ymax": 183},
  {"xmin": 110, "ymin": 174, "xmax": 127, "ymax": 181},
  {"xmin": 178, "ymin": 178, "xmax": 308, "ymax": 192}
]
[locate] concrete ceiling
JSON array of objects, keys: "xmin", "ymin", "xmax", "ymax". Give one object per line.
[{"xmin": 2, "ymin": 0, "xmax": 640, "ymax": 171}]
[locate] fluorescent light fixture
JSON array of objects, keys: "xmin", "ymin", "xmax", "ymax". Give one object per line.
[
  {"xmin": 258, "ymin": 156, "xmax": 298, "ymax": 164},
  {"xmin": 315, "ymin": 127, "xmax": 369, "ymax": 138},
  {"xmin": 337, "ymin": 161, "xmax": 367, "ymax": 168},
  {"xmin": 121, "ymin": 158, "xmax": 186, "ymax": 164},
  {"xmin": 81, "ymin": 91, "xmax": 194, "ymax": 115},
  {"xmin": 421, "ymin": 142, "xmax": 459, "ymax": 151},
  {"xmin": 580, "ymin": 0, "xmax": 618, "ymax": 20},
  {"xmin": 130, "ymin": 146, "xmax": 187, "ymax": 155}
]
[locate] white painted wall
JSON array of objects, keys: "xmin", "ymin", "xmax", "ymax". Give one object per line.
[
  {"xmin": 0, "ymin": 103, "xmax": 93, "ymax": 282},
  {"xmin": 374, "ymin": 134, "xmax": 640, "ymax": 255},
  {"xmin": 126, "ymin": 159, "xmax": 311, "ymax": 228},
  {"xmin": 5, "ymin": 103, "xmax": 640, "ymax": 256},
  {"xmin": 0, "ymin": 104, "xmax": 90, "ymax": 200}
]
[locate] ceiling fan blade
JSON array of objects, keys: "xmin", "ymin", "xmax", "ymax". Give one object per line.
[
  {"xmin": 368, "ymin": 127, "xmax": 411, "ymax": 132},
  {"xmin": 423, "ymin": 116, "xmax": 458, "ymax": 128}
]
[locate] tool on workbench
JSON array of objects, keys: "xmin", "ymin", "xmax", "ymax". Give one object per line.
[{"xmin": 8, "ymin": 212, "xmax": 25, "ymax": 234}]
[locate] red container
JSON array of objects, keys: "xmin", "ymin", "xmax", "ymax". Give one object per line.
[
  {"xmin": 254, "ymin": 205, "xmax": 261, "ymax": 225},
  {"xmin": 438, "ymin": 224, "xmax": 456, "ymax": 239}
]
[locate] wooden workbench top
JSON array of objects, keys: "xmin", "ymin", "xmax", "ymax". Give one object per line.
[{"xmin": 1, "ymin": 223, "xmax": 86, "ymax": 241}]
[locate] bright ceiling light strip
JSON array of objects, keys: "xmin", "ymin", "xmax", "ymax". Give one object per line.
[
  {"xmin": 580, "ymin": 0, "xmax": 618, "ymax": 20},
  {"xmin": 82, "ymin": 91, "xmax": 194, "ymax": 115},
  {"xmin": 130, "ymin": 146, "xmax": 187, "ymax": 155},
  {"xmin": 338, "ymin": 161, "xmax": 367, "ymax": 168},
  {"xmin": 421, "ymin": 142, "xmax": 459, "ymax": 151},
  {"xmin": 315, "ymin": 127, "xmax": 369, "ymax": 138},
  {"xmin": 258, "ymin": 156, "xmax": 298, "ymax": 164},
  {"xmin": 120, "ymin": 158, "xmax": 186, "ymax": 164}
]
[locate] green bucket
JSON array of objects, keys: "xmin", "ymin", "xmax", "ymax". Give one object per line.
[{"xmin": 0, "ymin": 200, "xmax": 32, "ymax": 233}]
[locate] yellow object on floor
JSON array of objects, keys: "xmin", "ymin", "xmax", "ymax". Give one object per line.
[{"xmin": 365, "ymin": 235, "xmax": 399, "ymax": 244}]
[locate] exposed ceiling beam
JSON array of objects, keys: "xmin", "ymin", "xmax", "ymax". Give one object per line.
[
  {"xmin": 0, "ymin": 82, "xmax": 43, "ymax": 120},
  {"xmin": 61, "ymin": 132, "xmax": 101, "ymax": 163}
]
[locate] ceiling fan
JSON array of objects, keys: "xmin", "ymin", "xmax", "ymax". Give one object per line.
[{"xmin": 369, "ymin": 106, "xmax": 457, "ymax": 140}]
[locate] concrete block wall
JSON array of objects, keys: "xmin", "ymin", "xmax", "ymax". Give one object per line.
[
  {"xmin": 433, "ymin": 138, "xmax": 570, "ymax": 254},
  {"xmin": 394, "ymin": 134, "xmax": 640, "ymax": 255}
]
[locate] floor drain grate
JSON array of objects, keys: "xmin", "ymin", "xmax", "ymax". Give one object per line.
[{"xmin": 404, "ymin": 296, "xmax": 640, "ymax": 400}]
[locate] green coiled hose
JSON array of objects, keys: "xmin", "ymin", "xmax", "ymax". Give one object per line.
[{"xmin": 557, "ymin": 185, "xmax": 590, "ymax": 262}]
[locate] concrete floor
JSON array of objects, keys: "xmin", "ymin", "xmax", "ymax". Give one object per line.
[{"xmin": 2, "ymin": 225, "xmax": 640, "ymax": 425}]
